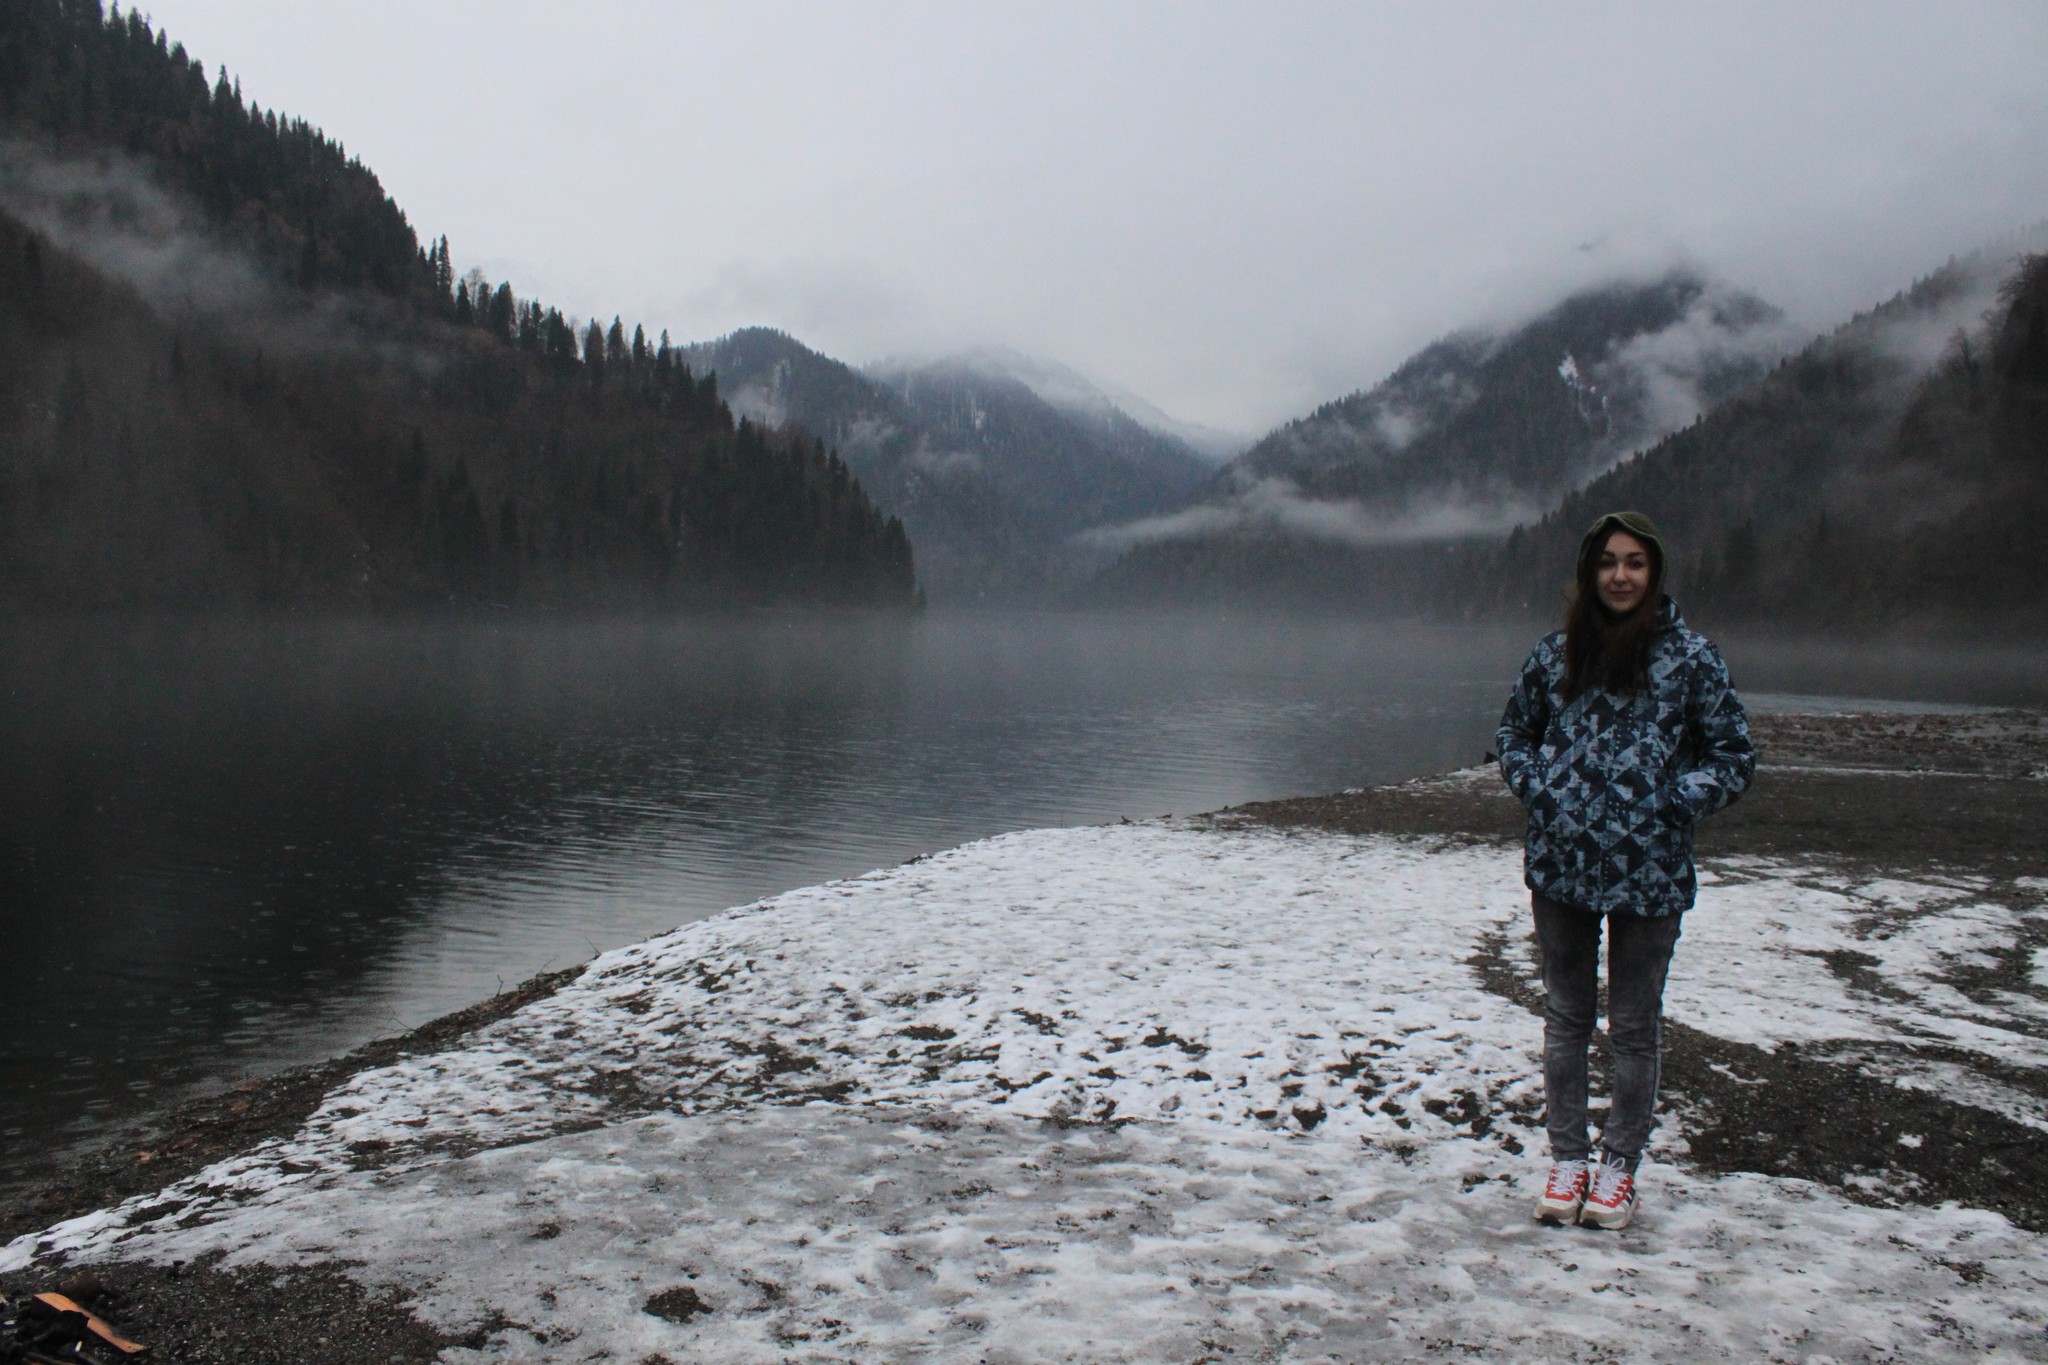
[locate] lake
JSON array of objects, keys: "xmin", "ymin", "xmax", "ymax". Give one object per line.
[{"xmin": 3, "ymin": 609, "xmax": 2044, "ymax": 1173}]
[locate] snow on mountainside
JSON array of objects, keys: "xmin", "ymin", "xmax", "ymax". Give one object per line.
[
  {"xmin": 912, "ymin": 346, "xmax": 1247, "ymax": 460},
  {"xmin": 865, "ymin": 353, "xmax": 1214, "ymax": 541},
  {"xmin": 1088, "ymin": 234, "xmax": 2048, "ymax": 623},
  {"xmin": 1069, "ymin": 272, "xmax": 1810, "ymax": 607},
  {"xmin": 1467, "ymin": 235, "xmax": 2048, "ymax": 626},
  {"xmin": 685, "ymin": 329, "xmax": 1049, "ymax": 602},
  {"xmin": 1076, "ymin": 273, "xmax": 1798, "ymax": 603},
  {"xmin": 686, "ymin": 331, "xmax": 1221, "ymax": 602},
  {"xmin": 1224, "ymin": 272, "xmax": 1795, "ymax": 537}
]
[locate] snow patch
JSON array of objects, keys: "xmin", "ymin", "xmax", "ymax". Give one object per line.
[{"xmin": 8, "ymin": 824, "xmax": 2048, "ymax": 1360}]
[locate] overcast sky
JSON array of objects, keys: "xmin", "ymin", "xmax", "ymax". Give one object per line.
[{"xmin": 138, "ymin": 1, "xmax": 2048, "ymax": 436}]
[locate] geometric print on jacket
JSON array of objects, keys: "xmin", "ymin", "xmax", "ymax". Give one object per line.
[{"xmin": 1496, "ymin": 598, "xmax": 1755, "ymax": 917}]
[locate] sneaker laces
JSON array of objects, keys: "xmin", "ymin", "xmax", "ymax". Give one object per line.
[
  {"xmin": 1543, "ymin": 1160, "xmax": 1588, "ymax": 1198},
  {"xmin": 1587, "ymin": 1159, "xmax": 1633, "ymax": 1204}
]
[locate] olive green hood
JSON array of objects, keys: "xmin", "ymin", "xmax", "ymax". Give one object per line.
[{"xmin": 1576, "ymin": 510, "xmax": 1667, "ymax": 582}]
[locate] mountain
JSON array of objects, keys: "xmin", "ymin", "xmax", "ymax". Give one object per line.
[
  {"xmin": 0, "ymin": 1, "xmax": 914, "ymax": 609},
  {"xmin": 683, "ymin": 328, "xmax": 1046, "ymax": 603},
  {"xmin": 1083, "ymin": 272, "xmax": 1792, "ymax": 608},
  {"xmin": 908, "ymin": 347, "xmax": 1246, "ymax": 461},
  {"xmin": 686, "ymin": 330, "xmax": 1215, "ymax": 602},
  {"xmin": 864, "ymin": 353, "xmax": 1214, "ymax": 539},
  {"xmin": 1235, "ymin": 272, "xmax": 1786, "ymax": 517},
  {"xmin": 1456, "ymin": 241, "xmax": 2048, "ymax": 630}
]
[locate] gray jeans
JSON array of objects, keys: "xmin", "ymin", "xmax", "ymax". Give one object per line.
[{"xmin": 1532, "ymin": 893, "xmax": 1683, "ymax": 1169}]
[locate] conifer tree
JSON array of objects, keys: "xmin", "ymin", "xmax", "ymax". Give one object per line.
[
  {"xmin": 543, "ymin": 309, "xmax": 574, "ymax": 366},
  {"xmin": 489, "ymin": 283, "xmax": 516, "ymax": 340},
  {"xmin": 432, "ymin": 235, "xmax": 454, "ymax": 307}
]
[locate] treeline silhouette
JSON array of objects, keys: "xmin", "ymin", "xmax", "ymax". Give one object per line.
[{"xmin": 0, "ymin": 0, "xmax": 915, "ymax": 608}]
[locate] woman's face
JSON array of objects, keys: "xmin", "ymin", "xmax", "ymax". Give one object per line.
[{"xmin": 1595, "ymin": 530, "xmax": 1654, "ymax": 615}]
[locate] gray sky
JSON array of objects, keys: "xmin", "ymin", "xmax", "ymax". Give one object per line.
[{"xmin": 139, "ymin": 1, "xmax": 2048, "ymax": 436}]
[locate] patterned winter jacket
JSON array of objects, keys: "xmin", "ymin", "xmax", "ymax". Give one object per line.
[{"xmin": 1496, "ymin": 599, "xmax": 1754, "ymax": 917}]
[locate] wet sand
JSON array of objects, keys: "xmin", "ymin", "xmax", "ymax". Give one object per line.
[{"xmin": 4, "ymin": 708, "xmax": 2045, "ymax": 1362}]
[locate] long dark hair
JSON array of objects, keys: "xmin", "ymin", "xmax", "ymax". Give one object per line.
[{"xmin": 1562, "ymin": 525, "xmax": 1665, "ymax": 700}]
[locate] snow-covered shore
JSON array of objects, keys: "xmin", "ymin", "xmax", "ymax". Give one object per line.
[{"xmin": 8, "ymin": 811, "xmax": 2048, "ymax": 1361}]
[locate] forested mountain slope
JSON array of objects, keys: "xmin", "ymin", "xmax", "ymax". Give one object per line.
[
  {"xmin": 1086, "ymin": 273, "xmax": 1788, "ymax": 607},
  {"xmin": 0, "ymin": 0, "xmax": 913, "ymax": 608},
  {"xmin": 1238, "ymin": 272, "xmax": 1784, "ymax": 515},
  {"xmin": 923, "ymin": 346, "xmax": 1245, "ymax": 461},
  {"xmin": 686, "ymin": 329, "xmax": 1045, "ymax": 603},
  {"xmin": 688, "ymin": 330, "xmax": 1214, "ymax": 602},
  {"xmin": 868, "ymin": 354, "xmax": 1212, "ymax": 538},
  {"xmin": 1456, "ymin": 244, "xmax": 2047, "ymax": 630}
]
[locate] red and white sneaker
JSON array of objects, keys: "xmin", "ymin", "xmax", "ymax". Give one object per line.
[
  {"xmin": 1534, "ymin": 1159, "xmax": 1590, "ymax": 1224},
  {"xmin": 1578, "ymin": 1158, "xmax": 1638, "ymax": 1229}
]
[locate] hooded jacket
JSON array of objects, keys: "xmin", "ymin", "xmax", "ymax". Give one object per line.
[{"xmin": 1496, "ymin": 597, "xmax": 1754, "ymax": 917}]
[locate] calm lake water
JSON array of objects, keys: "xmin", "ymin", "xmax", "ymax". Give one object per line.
[{"xmin": 3, "ymin": 610, "xmax": 2045, "ymax": 1171}]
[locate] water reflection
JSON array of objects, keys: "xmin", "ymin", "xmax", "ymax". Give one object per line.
[
  {"xmin": 2, "ymin": 611, "xmax": 2041, "ymax": 1167},
  {"xmin": 0, "ymin": 612, "xmax": 1509, "ymax": 1158}
]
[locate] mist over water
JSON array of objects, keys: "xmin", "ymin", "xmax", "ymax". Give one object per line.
[
  {"xmin": 0, "ymin": 611, "xmax": 1512, "ymax": 1158},
  {"xmin": 2, "ymin": 611, "xmax": 2043, "ymax": 1170}
]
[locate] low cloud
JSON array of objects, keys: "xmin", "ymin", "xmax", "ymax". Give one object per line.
[
  {"xmin": 1862, "ymin": 241, "xmax": 2042, "ymax": 373},
  {"xmin": 863, "ymin": 346, "xmax": 1246, "ymax": 461},
  {"xmin": 722, "ymin": 381, "xmax": 790, "ymax": 429},
  {"xmin": 1076, "ymin": 477, "xmax": 1535, "ymax": 554},
  {"xmin": 0, "ymin": 139, "xmax": 458, "ymax": 379},
  {"xmin": 1599, "ymin": 285, "xmax": 1803, "ymax": 442},
  {"xmin": 667, "ymin": 258, "xmax": 929, "ymax": 358},
  {"xmin": 908, "ymin": 441, "xmax": 985, "ymax": 479},
  {"xmin": 1369, "ymin": 403, "xmax": 1426, "ymax": 452},
  {"xmin": 0, "ymin": 138, "xmax": 273, "ymax": 318}
]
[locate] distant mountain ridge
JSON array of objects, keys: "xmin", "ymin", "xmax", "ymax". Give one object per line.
[
  {"xmin": 893, "ymin": 347, "xmax": 1246, "ymax": 460},
  {"xmin": 1456, "ymin": 238, "xmax": 2048, "ymax": 629},
  {"xmin": 1085, "ymin": 234, "xmax": 2048, "ymax": 630},
  {"xmin": 865, "ymin": 353, "xmax": 1213, "ymax": 537},
  {"xmin": 688, "ymin": 329, "xmax": 1215, "ymax": 602},
  {"xmin": 1233, "ymin": 271, "xmax": 1789, "ymax": 523},
  {"xmin": 684, "ymin": 328, "xmax": 1045, "ymax": 602},
  {"xmin": 1084, "ymin": 272, "xmax": 1793, "ymax": 604}
]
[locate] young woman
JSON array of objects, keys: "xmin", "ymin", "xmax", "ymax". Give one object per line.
[{"xmin": 1496, "ymin": 511, "xmax": 1754, "ymax": 1230}]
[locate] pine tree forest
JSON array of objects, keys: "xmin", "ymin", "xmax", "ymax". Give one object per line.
[{"xmin": 0, "ymin": 0, "xmax": 917, "ymax": 608}]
